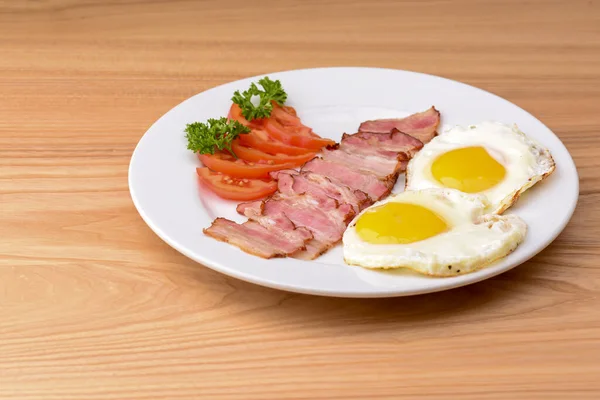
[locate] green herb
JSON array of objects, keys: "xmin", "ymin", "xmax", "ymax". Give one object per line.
[
  {"xmin": 231, "ymin": 76, "xmax": 287, "ymax": 120},
  {"xmin": 185, "ymin": 117, "xmax": 250, "ymax": 157}
]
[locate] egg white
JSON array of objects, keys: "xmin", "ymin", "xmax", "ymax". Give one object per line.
[
  {"xmin": 405, "ymin": 121, "xmax": 555, "ymax": 214},
  {"xmin": 342, "ymin": 188, "xmax": 527, "ymax": 276}
]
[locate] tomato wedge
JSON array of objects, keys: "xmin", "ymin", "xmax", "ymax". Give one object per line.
[
  {"xmin": 271, "ymin": 104, "xmax": 326, "ymax": 139},
  {"xmin": 198, "ymin": 152, "xmax": 299, "ymax": 179},
  {"xmin": 271, "ymin": 103, "xmax": 323, "ymax": 137},
  {"xmin": 231, "ymin": 141, "xmax": 316, "ymax": 166},
  {"xmin": 196, "ymin": 167, "xmax": 276, "ymax": 201},
  {"xmin": 271, "ymin": 103, "xmax": 305, "ymax": 126},
  {"xmin": 237, "ymin": 129, "xmax": 315, "ymax": 156},
  {"xmin": 280, "ymin": 105, "xmax": 297, "ymax": 117},
  {"xmin": 228, "ymin": 103, "xmax": 264, "ymax": 129},
  {"xmin": 265, "ymin": 118, "xmax": 336, "ymax": 150}
]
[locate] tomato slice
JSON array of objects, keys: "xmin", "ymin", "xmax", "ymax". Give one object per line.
[
  {"xmin": 281, "ymin": 105, "xmax": 297, "ymax": 117},
  {"xmin": 237, "ymin": 129, "xmax": 315, "ymax": 156},
  {"xmin": 271, "ymin": 103, "xmax": 305, "ymax": 127},
  {"xmin": 228, "ymin": 103, "xmax": 265, "ymax": 129},
  {"xmin": 229, "ymin": 102, "xmax": 334, "ymax": 151},
  {"xmin": 231, "ymin": 141, "xmax": 316, "ymax": 166},
  {"xmin": 265, "ymin": 118, "xmax": 336, "ymax": 150},
  {"xmin": 198, "ymin": 152, "xmax": 299, "ymax": 179},
  {"xmin": 271, "ymin": 104, "xmax": 322, "ymax": 137},
  {"xmin": 196, "ymin": 167, "xmax": 276, "ymax": 201}
]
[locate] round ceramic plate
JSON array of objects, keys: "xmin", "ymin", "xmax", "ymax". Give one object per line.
[{"xmin": 129, "ymin": 67, "xmax": 578, "ymax": 298}]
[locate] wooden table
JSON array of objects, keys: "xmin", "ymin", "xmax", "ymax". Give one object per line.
[{"xmin": 1, "ymin": 1, "xmax": 599, "ymax": 398}]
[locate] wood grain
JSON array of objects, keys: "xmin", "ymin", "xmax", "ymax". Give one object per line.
[{"xmin": 1, "ymin": 0, "xmax": 599, "ymax": 398}]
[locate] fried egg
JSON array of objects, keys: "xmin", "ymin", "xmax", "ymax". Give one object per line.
[
  {"xmin": 405, "ymin": 122, "xmax": 555, "ymax": 214},
  {"xmin": 342, "ymin": 188, "xmax": 527, "ymax": 276}
]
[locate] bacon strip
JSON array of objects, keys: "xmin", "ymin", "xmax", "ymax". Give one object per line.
[
  {"xmin": 253, "ymin": 212, "xmax": 313, "ymax": 243},
  {"xmin": 291, "ymin": 239, "xmax": 330, "ymax": 260},
  {"xmin": 302, "ymin": 158, "xmax": 393, "ymax": 201},
  {"xmin": 236, "ymin": 182, "xmax": 356, "ymax": 260},
  {"xmin": 358, "ymin": 106, "xmax": 440, "ymax": 144},
  {"xmin": 250, "ymin": 193, "xmax": 355, "ymax": 245},
  {"xmin": 343, "ymin": 129, "xmax": 424, "ymax": 159},
  {"xmin": 236, "ymin": 200, "xmax": 263, "ymax": 217},
  {"xmin": 271, "ymin": 170, "xmax": 371, "ymax": 213},
  {"xmin": 320, "ymin": 147, "xmax": 402, "ymax": 178},
  {"xmin": 203, "ymin": 218, "xmax": 310, "ymax": 258}
]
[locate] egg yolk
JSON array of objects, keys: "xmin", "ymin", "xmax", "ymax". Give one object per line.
[
  {"xmin": 355, "ymin": 202, "xmax": 449, "ymax": 244},
  {"xmin": 431, "ymin": 146, "xmax": 506, "ymax": 193}
]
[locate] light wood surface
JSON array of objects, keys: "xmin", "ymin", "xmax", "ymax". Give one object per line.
[{"xmin": 1, "ymin": 1, "xmax": 599, "ymax": 399}]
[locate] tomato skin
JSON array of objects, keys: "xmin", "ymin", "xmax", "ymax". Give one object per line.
[
  {"xmin": 265, "ymin": 118, "xmax": 336, "ymax": 150},
  {"xmin": 228, "ymin": 103, "xmax": 264, "ymax": 129},
  {"xmin": 196, "ymin": 167, "xmax": 277, "ymax": 201},
  {"xmin": 237, "ymin": 129, "xmax": 315, "ymax": 156},
  {"xmin": 231, "ymin": 141, "xmax": 316, "ymax": 166},
  {"xmin": 271, "ymin": 103, "xmax": 304, "ymax": 126},
  {"xmin": 281, "ymin": 105, "xmax": 297, "ymax": 117},
  {"xmin": 229, "ymin": 101, "xmax": 334, "ymax": 151},
  {"xmin": 198, "ymin": 153, "xmax": 299, "ymax": 179}
]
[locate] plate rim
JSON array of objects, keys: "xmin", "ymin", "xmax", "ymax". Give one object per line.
[{"xmin": 128, "ymin": 66, "xmax": 580, "ymax": 298}]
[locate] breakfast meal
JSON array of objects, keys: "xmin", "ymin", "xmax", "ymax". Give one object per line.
[{"xmin": 185, "ymin": 76, "xmax": 556, "ymax": 277}]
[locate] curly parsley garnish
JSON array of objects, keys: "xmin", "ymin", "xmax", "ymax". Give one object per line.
[
  {"xmin": 231, "ymin": 76, "xmax": 288, "ymax": 120},
  {"xmin": 185, "ymin": 117, "xmax": 250, "ymax": 157}
]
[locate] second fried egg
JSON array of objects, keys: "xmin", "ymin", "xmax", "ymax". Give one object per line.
[{"xmin": 342, "ymin": 188, "xmax": 527, "ymax": 276}]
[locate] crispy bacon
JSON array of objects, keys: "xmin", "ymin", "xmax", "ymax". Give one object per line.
[
  {"xmin": 236, "ymin": 200, "xmax": 263, "ymax": 217},
  {"xmin": 343, "ymin": 129, "xmax": 424, "ymax": 159},
  {"xmin": 358, "ymin": 106, "xmax": 440, "ymax": 144},
  {"xmin": 237, "ymin": 171, "xmax": 362, "ymax": 260},
  {"xmin": 272, "ymin": 169, "xmax": 371, "ymax": 213},
  {"xmin": 291, "ymin": 239, "xmax": 331, "ymax": 260},
  {"xmin": 203, "ymin": 218, "xmax": 310, "ymax": 258},
  {"xmin": 302, "ymin": 158, "xmax": 392, "ymax": 201},
  {"xmin": 253, "ymin": 211, "xmax": 313, "ymax": 243},
  {"xmin": 398, "ymin": 160, "xmax": 408, "ymax": 172},
  {"xmin": 255, "ymin": 193, "xmax": 355, "ymax": 244},
  {"xmin": 320, "ymin": 148, "xmax": 402, "ymax": 178}
]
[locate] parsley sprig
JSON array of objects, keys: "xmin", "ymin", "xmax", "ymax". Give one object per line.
[
  {"xmin": 231, "ymin": 76, "xmax": 287, "ymax": 120},
  {"xmin": 185, "ymin": 117, "xmax": 250, "ymax": 157}
]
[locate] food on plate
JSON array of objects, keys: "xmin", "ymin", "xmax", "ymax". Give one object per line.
[
  {"xmin": 302, "ymin": 158, "xmax": 393, "ymax": 201},
  {"xmin": 342, "ymin": 188, "xmax": 527, "ymax": 276},
  {"xmin": 197, "ymin": 100, "xmax": 547, "ymax": 278},
  {"xmin": 185, "ymin": 117, "xmax": 250, "ymax": 157},
  {"xmin": 205, "ymin": 216, "xmax": 312, "ymax": 258},
  {"xmin": 230, "ymin": 141, "xmax": 316, "ymax": 165},
  {"xmin": 263, "ymin": 111, "xmax": 336, "ymax": 150},
  {"xmin": 230, "ymin": 100, "xmax": 336, "ymax": 151},
  {"xmin": 203, "ymin": 107, "xmax": 438, "ymax": 259},
  {"xmin": 236, "ymin": 129, "xmax": 315, "ymax": 156},
  {"xmin": 405, "ymin": 121, "xmax": 555, "ymax": 214},
  {"xmin": 196, "ymin": 168, "xmax": 277, "ymax": 201},
  {"xmin": 227, "ymin": 103, "xmax": 264, "ymax": 129},
  {"xmin": 271, "ymin": 170, "xmax": 372, "ymax": 213},
  {"xmin": 228, "ymin": 79, "xmax": 336, "ymax": 150},
  {"xmin": 198, "ymin": 152, "xmax": 303, "ymax": 179},
  {"xmin": 340, "ymin": 129, "xmax": 423, "ymax": 159},
  {"xmin": 359, "ymin": 106, "xmax": 440, "ymax": 144},
  {"xmin": 234, "ymin": 170, "xmax": 371, "ymax": 218},
  {"xmin": 186, "ymin": 77, "xmax": 334, "ymax": 201},
  {"xmin": 319, "ymin": 129, "xmax": 424, "ymax": 179},
  {"xmin": 231, "ymin": 76, "xmax": 288, "ymax": 120}
]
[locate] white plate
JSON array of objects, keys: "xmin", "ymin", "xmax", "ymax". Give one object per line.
[{"xmin": 129, "ymin": 67, "xmax": 578, "ymax": 298}]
